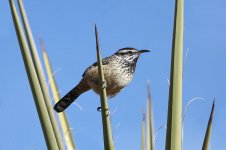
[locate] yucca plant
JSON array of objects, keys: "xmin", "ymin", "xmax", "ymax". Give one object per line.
[
  {"xmin": 9, "ymin": 0, "xmax": 60, "ymax": 149},
  {"xmin": 165, "ymin": 0, "xmax": 184, "ymax": 149},
  {"xmin": 9, "ymin": 0, "xmax": 217, "ymax": 149},
  {"xmin": 146, "ymin": 82, "xmax": 154, "ymax": 150},
  {"xmin": 40, "ymin": 37, "xmax": 76, "ymax": 150},
  {"xmin": 16, "ymin": 0, "xmax": 64, "ymax": 149},
  {"xmin": 202, "ymin": 98, "xmax": 215, "ymax": 150},
  {"xmin": 95, "ymin": 24, "xmax": 114, "ymax": 150},
  {"xmin": 141, "ymin": 113, "xmax": 146, "ymax": 150}
]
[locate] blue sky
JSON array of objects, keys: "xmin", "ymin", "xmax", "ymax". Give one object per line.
[{"xmin": 0, "ymin": 0, "xmax": 226, "ymax": 150}]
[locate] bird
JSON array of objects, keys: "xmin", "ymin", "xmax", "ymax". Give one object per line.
[{"xmin": 54, "ymin": 47, "xmax": 150, "ymax": 112}]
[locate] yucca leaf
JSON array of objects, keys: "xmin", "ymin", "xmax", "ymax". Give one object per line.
[
  {"xmin": 9, "ymin": 0, "xmax": 59, "ymax": 149},
  {"xmin": 17, "ymin": 0, "xmax": 64, "ymax": 149},
  {"xmin": 202, "ymin": 98, "xmax": 215, "ymax": 150},
  {"xmin": 142, "ymin": 113, "xmax": 146, "ymax": 150},
  {"xmin": 40, "ymin": 38, "xmax": 76, "ymax": 150},
  {"xmin": 95, "ymin": 24, "xmax": 114, "ymax": 150},
  {"xmin": 165, "ymin": 0, "xmax": 184, "ymax": 149},
  {"xmin": 146, "ymin": 82, "xmax": 154, "ymax": 150}
]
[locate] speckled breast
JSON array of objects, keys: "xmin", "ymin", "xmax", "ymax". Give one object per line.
[{"xmin": 84, "ymin": 60, "xmax": 133, "ymax": 97}]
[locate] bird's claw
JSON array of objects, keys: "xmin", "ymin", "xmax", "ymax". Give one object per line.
[
  {"xmin": 101, "ymin": 80, "xmax": 107, "ymax": 89},
  {"xmin": 97, "ymin": 106, "xmax": 109, "ymax": 112},
  {"xmin": 97, "ymin": 106, "xmax": 102, "ymax": 112}
]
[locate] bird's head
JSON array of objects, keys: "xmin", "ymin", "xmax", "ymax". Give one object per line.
[{"xmin": 115, "ymin": 47, "xmax": 150, "ymax": 63}]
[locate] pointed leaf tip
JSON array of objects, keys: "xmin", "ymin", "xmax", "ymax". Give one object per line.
[
  {"xmin": 209, "ymin": 97, "xmax": 215, "ymax": 123},
  {"xmin": 39, "ymin": 37, "xmax": 47, "ymax": 53}
]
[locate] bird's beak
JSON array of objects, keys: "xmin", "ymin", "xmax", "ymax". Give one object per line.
[{"xmin": 138, "ymin": 49, "xmax": 150, "ymax": 54}]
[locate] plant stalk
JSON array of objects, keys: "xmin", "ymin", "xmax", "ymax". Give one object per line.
[
  {"xmin": 40, "ymin": 38, "xmax": 76, "ymax": 150},
  {"xmin": 146, "ymin": 82, "xmax": 154, "ymax": 150},
  {"xmin": 17, "ymin": 0, "xmax": 64, "ymax": 149},
  {"xmin": 202, "ymin": 98, "xmax": 215, "ymax": 150},
  {"xmin": 165, "ymin": 0, "xmax": 184, "ymax": 149},
  {"xmin": 9, "ymin": 0, "xmax": 59, "ymax": 149},
  {"xmin": 95, "ymin": 24, "xmax": 114, "ymax": 150}
]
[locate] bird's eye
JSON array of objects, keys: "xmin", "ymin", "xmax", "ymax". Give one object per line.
[{"xmin": 128, "ymin": 51, "xmax": 132, "ymax": 55}]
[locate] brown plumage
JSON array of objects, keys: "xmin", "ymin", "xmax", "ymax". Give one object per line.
[{"xmin": 54, "ymin": 47, "xmax": 150, "ymax": 112}]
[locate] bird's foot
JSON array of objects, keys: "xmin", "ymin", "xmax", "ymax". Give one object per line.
[
  {"xmin": 97, "ymin": 106, "xmax": 102, "ymax": 112},
  {"xmin": 97, "ymin": 106, "xmax": 109, "ymax": 111},
  {"xmin": 97, "ymin": 106, "xmax": 110, "ymax": 116},
  {"xmin": 101, "ymin": 80, "xmax": 107, "ymax": 89}
]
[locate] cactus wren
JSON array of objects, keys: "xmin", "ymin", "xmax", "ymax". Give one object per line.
[{"xmin": 54, "ymin": 47, "xmax": 150, "ymax": 112}]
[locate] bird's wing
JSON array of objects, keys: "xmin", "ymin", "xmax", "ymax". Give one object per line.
[{"xmin": 82, "ymin": 56, "xmax": 111, "ymax": 77}]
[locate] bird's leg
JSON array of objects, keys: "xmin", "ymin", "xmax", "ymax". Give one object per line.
[
  {"xmin": 97, "ymin": 106, "xmax": 102, "ymax": 112},
  {"xmin": 97, "ymin": 106, "xmax": 110, "ymax": 116},
  {"xmin": 95, "ymin": 77, "xmax": 108, "ymax": 113},
  {"xmin": 97, "ymin": 107, "xmax": 109, "ymax": 112},
  {"xmin": 101, "ymin": 79, "xmax": 107, "ymax": 89}
]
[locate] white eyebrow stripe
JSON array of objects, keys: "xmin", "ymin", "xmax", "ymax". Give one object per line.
[{"xmin": 120, "ymin": 50, "xmax": 137, "ymax": 53}]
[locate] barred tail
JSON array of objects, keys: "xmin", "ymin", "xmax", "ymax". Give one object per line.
[{"xmin": 54, "ymin": 79, "xmax": 90, "ymax": 113}]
